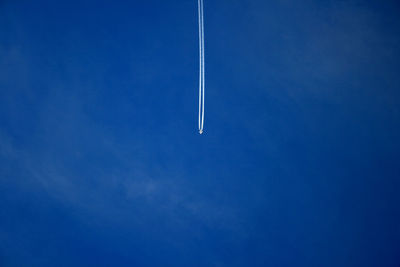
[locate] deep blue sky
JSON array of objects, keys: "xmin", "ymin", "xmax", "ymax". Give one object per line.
[{"xmin": 1, "ymin": 0, "xmax": 400, "ymax": 266}]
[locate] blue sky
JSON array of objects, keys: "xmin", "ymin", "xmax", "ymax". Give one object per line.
[{"xmin": 1, "ymin": 0, "xmax": 400, "ymax": 266}]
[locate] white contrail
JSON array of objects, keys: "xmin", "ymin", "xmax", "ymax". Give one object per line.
[{"xmin": 198, "ymin": 0, "xmax": 205, "ymax": 134}]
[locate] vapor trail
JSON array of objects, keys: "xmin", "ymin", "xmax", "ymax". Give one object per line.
[{"xmin": 198, "ymin": 0, "xmax": 205, "ymax": 134}]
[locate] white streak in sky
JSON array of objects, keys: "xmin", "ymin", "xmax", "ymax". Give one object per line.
[{"xmin": 198, "ymin": 0, "xmax": 205, "ymax": 134}]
